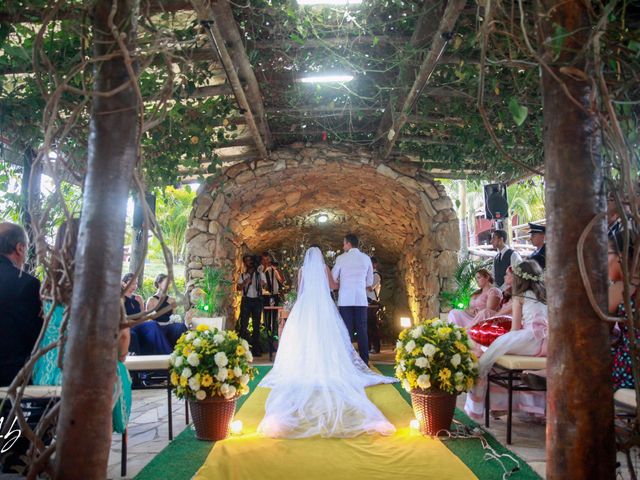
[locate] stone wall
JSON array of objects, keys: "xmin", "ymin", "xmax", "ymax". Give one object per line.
[{"xmin": 185, "ymin": 143, "xmax": 460, "ymax": 325}]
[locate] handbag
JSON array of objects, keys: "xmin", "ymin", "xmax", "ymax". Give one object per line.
[{"xmin": 468, "ymin": 317, "xmax": 512, "ymax": 347}]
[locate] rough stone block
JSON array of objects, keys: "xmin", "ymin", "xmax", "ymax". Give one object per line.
[{"xmin": 433, "ymin": 197, "xmax": 453, "ymax": 211}]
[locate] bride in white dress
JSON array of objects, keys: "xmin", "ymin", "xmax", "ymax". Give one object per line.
[{"xmin": 257, "ymin": 246, "xmax": 397, "ymax": 438}]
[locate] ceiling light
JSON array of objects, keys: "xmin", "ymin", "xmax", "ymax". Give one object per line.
[
  {"xmin": 317, "ymin": 214, "xmax": 329, "ymax": 223},
  {"xmin": 298, "ymin": 0, "xmax": 362, "ymax": 5},
  {"xmin": 299, "ymin": 74, "xmax": 354, "ymax": 83}
]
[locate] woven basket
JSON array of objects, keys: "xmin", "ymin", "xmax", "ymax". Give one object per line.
[
  {"xmin": 189, "ymin": 395, "xmax": 238, "ymax": 441},
  {"xmin": 410, "ymin": 388, "xmax": 457, "ymax": 436}
]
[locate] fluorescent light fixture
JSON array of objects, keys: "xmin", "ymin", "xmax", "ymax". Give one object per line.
[
  {"xmin": 299, "ymin": 74, "xmax": 354, "ymax": 83},
  {"xmin": 400, "ymin": 316, "xmax": 412, "ymax": 328},
  {"xmin": 317, "ymin": 214, "xmax": 329, "ymax": 223},
  {"xmin": 298, "ymin": 0, "xmax": 361, "ymax": 5}
]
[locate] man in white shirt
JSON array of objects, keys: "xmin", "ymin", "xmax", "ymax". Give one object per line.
[
  {"xmin": 332, "ymin": 234, "xmax": 374, "ymax": 364},
  {"xmin": 366, "ymin": 257, "xmax": 382, "ymax": 354},
  {"xmin": 490, "ymin": 229, "xmax": 522, "ymax": 289},
  {"xmin": 237, "ymin": 254, "xmax": 267, "ymax": 356}
]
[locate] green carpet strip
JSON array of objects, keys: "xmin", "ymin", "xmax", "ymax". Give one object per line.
[{"xmin": 134, "ymin": 365, "xmax": 541, "ymax": 480}]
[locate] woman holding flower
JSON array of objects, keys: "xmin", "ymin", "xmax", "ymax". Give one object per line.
[{"xmin": 464, "ymin": 260, "xmax": 548, "ymax": 420}]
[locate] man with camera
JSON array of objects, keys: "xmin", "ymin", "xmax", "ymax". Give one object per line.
[
  {"xmin": 259, "ymin": 252, "xmax": 285, "ymax": 357},
  {"xmin": 237, "ymin": 254, "xmax": 267, "ymax": 356}
]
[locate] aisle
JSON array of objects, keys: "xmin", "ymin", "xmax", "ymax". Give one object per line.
[{"xmin": 194, "ymin": 381, "xmax": 476, "ymax": 480}]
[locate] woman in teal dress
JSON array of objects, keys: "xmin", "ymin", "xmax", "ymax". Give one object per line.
[{"xmin": 32, "ymin": 219, "xmax": 131, "ymax": 433}]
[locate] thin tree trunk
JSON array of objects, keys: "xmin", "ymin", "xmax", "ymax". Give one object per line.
[
  {"xmin": 20, "ymin": 146, "xmax": 41, "ymax": 273},
  {"xmin": 459, "ymin": 180, "xmax": 468, "ymax": 257},
  {"xmin": 538, "ymin": 1, "xmax": 616, "ymax": 478},
  {"xmin": 54, "ymin": 0, "xmax": 139, "ymax": 478}
]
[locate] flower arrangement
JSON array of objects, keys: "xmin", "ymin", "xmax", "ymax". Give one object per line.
[
  {"xmin": 169, "ymin": 325, "xmax": 256, "ymax": 401},
  {"xmin": 395, "ymin": 318, "xmax": 479, "ymax": 394}
]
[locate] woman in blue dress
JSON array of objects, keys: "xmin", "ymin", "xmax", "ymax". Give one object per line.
[{"xmin": 145, "ymin": 273, "xmax": 187, "ymax": 347}]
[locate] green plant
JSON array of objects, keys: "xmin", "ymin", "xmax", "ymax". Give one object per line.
[
  {"xmin": 193, "ymin": 266, "xmax": 231, "ymax": 317},
  {"xmin": 440, "ymin": 258, "xmax": 491, "ymax": 310},
  {"xmin": 395, "ymin": 318, "xmax": 479, "ymax": 394}
]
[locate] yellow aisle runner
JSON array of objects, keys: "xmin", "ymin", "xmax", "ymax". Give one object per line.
[{"xmin": 194, "ymin": 382, "xmax": 477, "ymax": 480}]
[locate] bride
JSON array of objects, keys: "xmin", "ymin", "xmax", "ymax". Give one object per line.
[{"xmin": 257, "ymin": 246, "xmax": 397, "ymax": 438}]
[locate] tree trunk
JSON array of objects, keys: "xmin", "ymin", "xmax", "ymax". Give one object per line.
[
  {"xmin": 54, "ymin": 1, "xmax": 139, "ymax": 478},
  {"xmin": 538, "ymin": 1, "xmax": 616, "ymax": 478},
  {"xmin": 458, "ymin": 180, "xmax": 468, "ymax": 257},
  {"xmin": 20, "ymin": 146, "xmax": 41, "ymax": 273}
]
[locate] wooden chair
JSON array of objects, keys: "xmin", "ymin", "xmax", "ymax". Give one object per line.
[{"xmin": 485, "ymin": 355, "xmax": 547, "ymax": 444}]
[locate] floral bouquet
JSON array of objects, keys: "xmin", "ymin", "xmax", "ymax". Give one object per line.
[
  {"xmin": 395, "ymin": 318, "xmax": 479, "ymax": 394},
  {"xmin": 170, "ymin": 325, "xmax": 256, "ymax": 401}
]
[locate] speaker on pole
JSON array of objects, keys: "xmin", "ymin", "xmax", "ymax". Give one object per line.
[
  {"xmin": 484, "ymin": 183, "xmax": 508, "ymax": 220},
  {"xmin": 133, "ymin": 193, "xmax": 156, "ymax": 229}
]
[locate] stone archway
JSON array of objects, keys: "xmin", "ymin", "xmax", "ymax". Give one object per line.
[{"xmin": 185, "ymin": 143, "xmax": 459, "ymax": 325}]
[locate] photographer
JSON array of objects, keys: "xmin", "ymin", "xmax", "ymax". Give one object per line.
[
  {"xmin": 259, "ymin": 252, "xmax": 285, "ymax": 346},
  {"xmin": 237, "ymin": 254, "xmax": 267, "ymax": 356}
]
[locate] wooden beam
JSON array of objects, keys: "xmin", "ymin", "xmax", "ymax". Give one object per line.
[
  {"xmin": 378, "ymin": 0, "xmax": 467, "ymax": 160},
  {"xmin": 398, "ymin": 136, "xmax": 456, "ymax": 145},
  {"xmin": 192, "ymin": 2, "xmax": 269, "ymax": 160},
  {"xmin": 206, "ymin": 0, "xmax": 272, "ymax": 148}
]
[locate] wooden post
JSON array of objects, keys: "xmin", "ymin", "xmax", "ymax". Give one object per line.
[
  {"xmin": 538, "ymin": 1, "xmax": 616, "ymax": 478},
  {"xmin": 54, "ymin": 0, "xmax": 139, "ymax": 478}
]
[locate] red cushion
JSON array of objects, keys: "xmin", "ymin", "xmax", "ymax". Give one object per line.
[{"xmin": 468, "ymin": 317, "xmax": 512, "ymax": 346}]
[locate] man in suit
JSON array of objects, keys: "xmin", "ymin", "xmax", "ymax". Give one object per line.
[
  {"xmin": 332, "ymin": 233, "xmax": 374, "ymax": 365},
  {"xmin": 490, "ymin": 229, "xmax": 522, "ymax": 289},
  {"xmin": 528, "ymin": 223, "xmax": 546, "ymax": 269},
  {"xmin": 0, "ymin": 222, "xmax": 43, "ymax": 386}
]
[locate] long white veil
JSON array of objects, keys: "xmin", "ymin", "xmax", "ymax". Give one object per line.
[{"xmin": 258, "ymin": 247, "xmax": 396, "ymax": 438}]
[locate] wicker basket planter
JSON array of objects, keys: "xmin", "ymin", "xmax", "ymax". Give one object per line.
[
  {"xmin": 410, "ymin": 388, "xmax": 457, "ymax": 436},
  {"xmin": 189, "ymin": 395, "xmax": 238, "ymax": 441}
]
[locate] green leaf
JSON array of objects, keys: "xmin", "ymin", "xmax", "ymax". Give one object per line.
[
  {"xmin": 290, "ymin": 33, "xmax": 305, "ymax": 45},
  {"xmin": 372, "ymin": 36, "xmax": 379, "ymax": 47},
  {"xmin": 508, "ymin": 97, "xmax": 528, "ymax": 127},
  {"xmin": 551, "ymin": 24, "xmax": 568, "ymax": 56}
]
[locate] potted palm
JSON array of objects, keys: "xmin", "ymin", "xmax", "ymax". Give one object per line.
[
  {"xmin": 395, "ymin": 318, "xmax": 479, "ymax": 435},
  {"xmin": 189, "ymin": 266, "xmax": 230, "ymax": 331},
  {"xmin": 170, "ymin": 325, "xmax": 256, "ymax": 440}
]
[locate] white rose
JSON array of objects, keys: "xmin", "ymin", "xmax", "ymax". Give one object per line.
[
  {"xmin": 454, "ymin": 330, "xmax": 462, "ymax": 340},
  {"xmin": 214, "ymin": 352, "xmax": 229, "ymax": 367},
  {"xmin": 433, "ymin": 320, "xmax": 443, "ymax": 327},
  {"xmin": 174, "ymin": 356, "xmax": 184, "ymax": 368},
  {"xmin": 233, "ymin": 366, "xmax": 242, "ymax": 377},
  {"xmin": 193, "ymin": 338, "xmax": 202, "ymax": 348},
  {"xmin": 451, "ymin": 353, "xmax": 461, "ymax": 368},
  {"xmin": 215, "ymin": 368, "xmax": 228, "ymax": 382},
  {"xmin": 399, "ymin": 360, "xmax": 406, "ymax": 371},
  {"xmin": 405, "ymin": 340, "xmax": 416, "ymax": 353},
  {"xmin": 415, "ymin": 357, "xmax": 429, "ymax": 369},
  {"xmin": 396, "ymin": 340, "xmax": 403, "ymax": 350},
  {"xmin": 189, "ymin": 376, "xmax": 200, "ymax": 391},
  {"xmin": 213, "ymin": 334, "xmax": 225, "ymax": 345},
  {"xmin": 411, "ymin": 326, "xmax": 423, "ymax": 339},
  {"xmin": 402, "ymin": 379, "xmax": 411, "ymax": 392},
  {"xmin": 186, "ymin": 332, "xmax": 196, "ymax": 342},
  {"xmin": 241, "ymin": 339, "xmax": 250, "ymax": 350},
  {"xmin": 220, "ymin": 383, "xmax": 230, "ymax": 397},
  {"xmin": 170, "ymin": 352, "xmax": 177, "ymax": 365},
  {"xmin": 395, "ymin": 367, "xmax": 403, "ymax": 377},
  {"xmin": 240, "ymin": 374, "xmax": 250, "ymax": 385},
  {"xmin": 454, "ymin": 372, "xmax": 465, "ymax": 384},
  {"xmin": 187, "ymin": 352, "xmax": 200, "ymax": 367},
  {"xmin": 422, "ymin": 343, "xmax": 437, "ymax": 358},
  {"xmin": 181, "ymin": 367, "xmax": 192, "ymax": 378},
  {"xmin": 240, "ymin": 384, "xmax": 250, "ymax": 395},
  {"xmin": 455, "ymin": 384, "xmax": 464, "ymax": 392},
  {"xmin": 245, "ymin": 351, "xmax": 253, "ymax": 362},
  {"xmin": 417, "ymin": 374, "xmax": 431, "ymax": 390},
  {"xmin": 223, "ymin": 385, "xmax": 237, "ymax": 400},
  {"xmin": 195, "ymin": 390, "xmax": 206, "ymax": 401},
  {"xmin": 170, "ymin": 314, "xmax": 182, "ymax": 323}
]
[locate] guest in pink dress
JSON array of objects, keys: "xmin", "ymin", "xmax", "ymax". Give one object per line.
[
  {"xmin": 474, "ymin": 267, "xmax": 514, "ymax": 324},
  {"xmin": 448, "ymin": 268, "xmax": 502, "ymax": 329}
]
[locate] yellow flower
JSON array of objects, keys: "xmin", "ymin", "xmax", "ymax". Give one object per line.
[
  {"xmin": 470, "ymin": 353, "xmax": 478, "ymax": 362},
  {"xmin": 438, "ymin": 368, "xmax": 452, "ymax": 382},
  {"xmin": 236, "ymin": 345, "xmax": 246, "ymax": 356},
  {"xmin": 406, "ymin": 371, "xmax": 417, "ymax": 387},
  {"xmin": 454, "ymin": 341, "xmax": 468, "ymax": 353},
  {"xmin": 196, "ymin": 324, "xmax": 209, "ymax": 332},
  {"xmin": 399, "ymin": 330, "xmax": 408, "ymax": 340},
  {"xmin": 228, "ymin": 331, "xmax": 238, "ymax": 340},
  {"xmin": 201, "ymin": 374, "xmax": 213, "ymax": 387},
  {"xmin": 437, "ymin": 327, "xmax": 452, "ymax": 339},
  {"xmin": 180, "ymin": 376, "xmax": 188, "ymax": 387},
  {"xmin": 411, "ymin": 347, "xmax": 421, "ymax": 356},
  {"xmin": 227, "ymin": 369, "xmax": 235, "ymax": 379},
  {"xmin": 182, "ymin": 345, "xmax": 193, "ymax": 357},
  {"xmin": 170, "ymin": 372, "xmax": 179, "ymax": 386},
  {"xmin": 466, "ymin": 377, "xmax": 475, "ymax": 390}
]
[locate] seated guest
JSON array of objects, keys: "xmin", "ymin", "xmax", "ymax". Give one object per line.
[
  {"xmin": 123, "ymin": 273, "xmax": 172, "ymax": 355},
  {"xmin": 465, "ymin": 260, "xmax": 548, "ymax": 420},
  {"xmin": 448, "ymin": 269, "xmax": 502, "ymax": 329},
  {"xmin": 0, "ymin": 222, "xmax": 43, "ymax": 386},
  {"xmin": 32, "ymin": 220, "xmax": 131, "ymax": 433},
  {"xmin": 146, "ymin": 273, "xmax": 187, "ymax": 347},
  {"xmin": 473, "ymin": 266, "xmax": 514, "ymax": 324}
]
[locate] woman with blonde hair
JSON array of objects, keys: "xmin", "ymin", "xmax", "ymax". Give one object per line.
[{"xmin": 448, "ymin": 268, "xmax": 502, "ymax": 328}]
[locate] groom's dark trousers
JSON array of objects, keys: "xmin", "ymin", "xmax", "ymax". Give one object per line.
[{"xmin": 339, "ymin": 306, "xmax": 369, "ymax": 365}]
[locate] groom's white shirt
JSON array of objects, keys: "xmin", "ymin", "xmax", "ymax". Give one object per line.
[{"xmin": 332, "ymin": 248, "xmax": 373, "ymax": 307}]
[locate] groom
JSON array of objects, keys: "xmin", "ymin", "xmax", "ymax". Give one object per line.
[{"xmin": 332, "ymin": 233, "xmax": 374, "ymax": 365}]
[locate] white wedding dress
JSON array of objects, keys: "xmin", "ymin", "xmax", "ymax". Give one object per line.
[{"xmin": 257, "ymin": 247, "xmax": 397, "ymax": 438}]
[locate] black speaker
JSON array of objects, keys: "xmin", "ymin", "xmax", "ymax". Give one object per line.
[
  {"xmin": 133, "ymin": 193, "xmax": 156, "ymax": 229},
  {"xmin": 484, "ymin": 183, "xmax": 508, "ymax": 220}
]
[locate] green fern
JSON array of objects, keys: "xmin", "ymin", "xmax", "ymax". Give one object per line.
[{"xmin": 195, "ymin": 266, "xmax": 231, "ymax": 316}]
